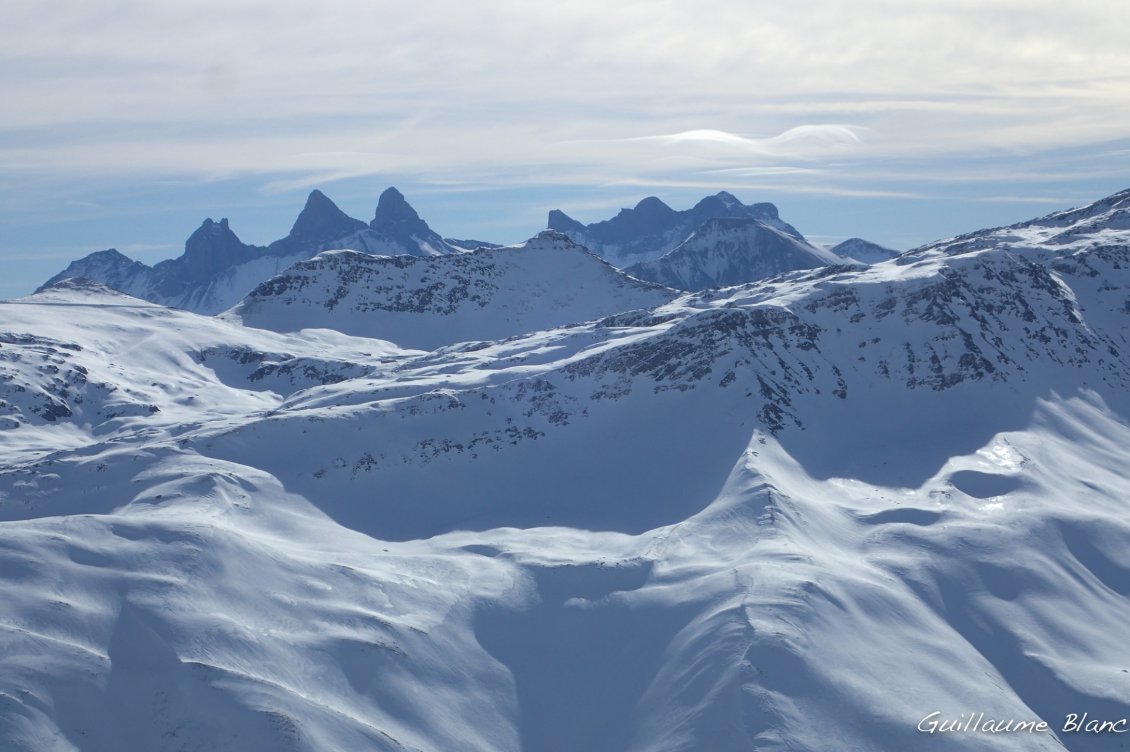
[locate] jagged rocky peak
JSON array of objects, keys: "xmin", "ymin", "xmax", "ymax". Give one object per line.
[
  {"xmin": 364, "ymin": 186, "xmax": 460, "ymax": 256},
  {"xmin": 547, "ymin": 190, "xmax": 805, "ymax": 267},
  {"xmin": 185, "ymin": 217, "xmax": 238, "ymax": 250},
  {"xmin": 265, "ymin": 189, "xmax": 368, "ymax": 258},
  {"xmin": 35, "ymin": 185, "xmax": 464, "ymax": 315},
  {"xmin": 366, "ymin": 185, "xmax": 463, "ymax": 256},
  {"xmin": 372, "ymin": 186, "xmax": 424, "ymax": 230},
  {"xmin": 288, "ymin": 189, "xmax": 366, "ymax": 242},
  {"xmin": 179, "ymin": 217, "xmax": 256, "ymax": 282},
  {"xmin": 547, "ymin": 208, "xmax": 586, "ymax": 233}
]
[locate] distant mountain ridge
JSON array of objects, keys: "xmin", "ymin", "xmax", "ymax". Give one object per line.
[
  {"xmin": 42, "ymin": 186, "xmax": 915, "ymax": 316},
  {"xmin": 40, "ymin": 188, "xmax": 464, "ymax": 315},
  {"xmin": 548, "ymin": 191, "xmax": 804, "ymax": 266},
  {"xmin": 265, "ymin": 189, "xmax": 368, "ymax": 258}
]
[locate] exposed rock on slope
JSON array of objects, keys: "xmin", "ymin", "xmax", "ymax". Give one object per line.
[
  {"xmin": 228, "ymin": 230, "xmax": 677, "ymax": 349},
  {"xmin": 624, "ymin": 217, "xmax": 843, "ymax": 291}
]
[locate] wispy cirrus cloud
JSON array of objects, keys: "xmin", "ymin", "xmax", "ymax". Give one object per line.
[
  {"xmin": 4, "ymin": 0, "xmax": 1129, "ymax": 188},
  {"xmin": 3, "ymin": 0, "xmax": 1130, "ymax": 295}
]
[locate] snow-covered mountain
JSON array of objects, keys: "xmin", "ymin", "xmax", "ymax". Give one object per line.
[
  {"xmin": 356, "ymin": 186, "xmax": 464, "ymax": 257},
  {"xmin": 548, "ymin": 191, "xmax": 804, "ymax": 266},
  {"xmin": 624, "ymin": 217, "xmax": 843, "ymax": 291},
  {"xmin": 39, "ymin": 218, "xmax": 288, "ymax": 315},
  {"xmin": 3, "ymin": 190, "xmax": 1130, "ymax": 751},
  {"xmin": 264, "ymin": 188, "xmax": 369, "ymax": 258},
  {"xmin": 39, "ymin": 188, "xmax": 462, "ymax": 315},
  {"xmin": 227, "ymin": 230, "xmax": 677, "ymax": 350},
  {"xmin": 904, "ymin": 186, "xmax": 1130, "ymax": 260},
  {"xmin": 829, "ymin": 236, "xmax": 902, "ymax": 263}
]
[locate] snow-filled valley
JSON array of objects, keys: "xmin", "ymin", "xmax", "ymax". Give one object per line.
[{"xmin": 3, "ymin": 190, "xmax": 1130, "ymax": 751}]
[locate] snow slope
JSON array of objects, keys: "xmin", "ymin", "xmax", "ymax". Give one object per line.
[
  {"xmin": 3, "ymin": 191, "xmax": 1130, "ymax": 751},
  {"xmin": 226, "ymin": 230, "xmax": 678, "ymax": 350},
  {"xmin": 829, "ymin": 237, "xmax": 902, "ymax": 263},
  {"xmin": 905, "ymin": 187, "xmax": 1130, "ymax": 260}
]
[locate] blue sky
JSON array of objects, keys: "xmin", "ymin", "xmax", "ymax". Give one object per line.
[{"xmin": 3, "ymin": 0, "xmax": 1129, "ymax": 297}]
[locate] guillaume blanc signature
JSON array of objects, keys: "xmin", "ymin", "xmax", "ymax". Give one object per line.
[{"xmin": 918, "ymin": 711, "xmax": 1128, "ymax": 735}]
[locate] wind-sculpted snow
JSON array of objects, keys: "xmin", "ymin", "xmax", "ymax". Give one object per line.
[
  {"xmin": 3, "ymin": 192, "xmax": 1130, "ymax": 751},
  {"xmin": 0, "ymin": 281, "xmax": 412, "ymax": 451}
]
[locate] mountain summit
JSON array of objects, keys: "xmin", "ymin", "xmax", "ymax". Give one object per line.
[
  {"xmin": 176, "ymin": 218, "xmax": 259, "ymax": 285},
  {"xmin": 39, "ymin": 187, "xmax": 462, "ymax": 314},
  {"xmin": 268, "ymin": 190, "xmax": 368, "ymax": 256},
  {"xmin": 372, "ymin": 186, "xmax": 421, "ymax": 227},
  {"xmin": 366, "ymin": 187, "xmax": 459, "ymax": 256},
  {"xmin": 548, "ymin": 191, "xmax": 804, "ymax": 266}
]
